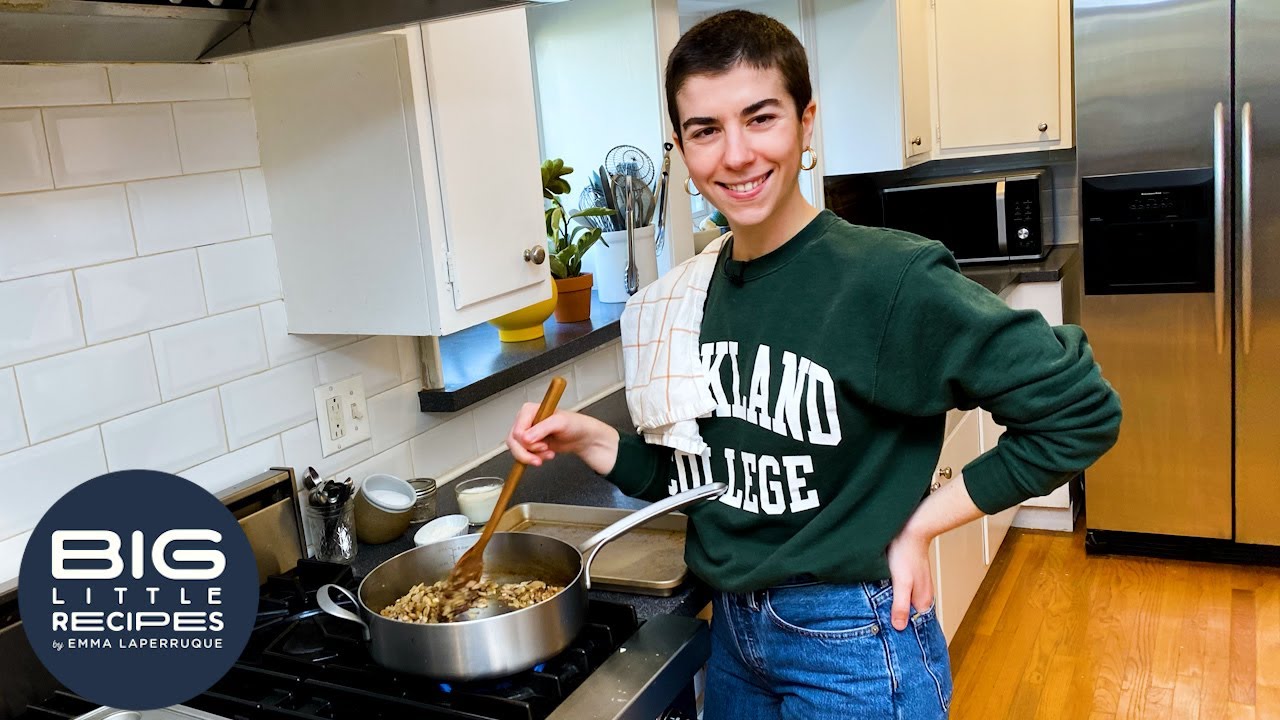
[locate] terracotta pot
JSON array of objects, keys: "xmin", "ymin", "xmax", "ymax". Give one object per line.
[{"xmin": 553, "ymin": 273, "xmax": 594, "ymax": 323}]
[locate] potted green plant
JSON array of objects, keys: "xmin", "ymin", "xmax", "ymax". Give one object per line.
[{"xmin": 543, "ymin": 158, "xmax": 614, "ymax": 322}]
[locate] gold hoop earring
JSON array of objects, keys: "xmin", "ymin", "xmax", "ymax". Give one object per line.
[
  {"xmin": 684, "ymin": 177, "xmax": 701, "ymax": 196},
  {"xmin": 801, "ymin": 146, "xmax": 818, "ymax": 172}
]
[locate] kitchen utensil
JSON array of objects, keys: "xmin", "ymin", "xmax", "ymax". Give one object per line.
[
  {"xmin": 633, "ymin": 178, "xmax": 656, "ymax": 227},
  {"xmin": 604, "ymin": 144, "xmax": 654, "ymax": 185},
  {"xmin": 316, "ymin": 481, "xmax": 727, "ymax": 680},
  {"xmin": 598, "ymin": 165, "xmax": 619, "ymax": 232},
  {"xmin": 408, "ymin": 478, "xmax": 438, "ymax": 523},
  {"xmin": 445, "ymin": 376, "xmax": 568, "ymax": 591},
  {"xmin": 453, "ymin": 476, "xmax": 505, "ymax": 526},
  {"xmin": 354, "ymin": 474, "xmax": 415, "ymax": 544},
  {"xmin": 613, "ymin": 176, "xmax": 640, "ymax": 296},
  {"xmin": 302, "ymin": 466, "xmax": 320, "ymax": 490},
  {"xmin": 495, "ymin": 502, "xmax": 690, "ymax": 595},
  {"xmin": 304, "ymin": 497, "xmax": 357, "ymax": 564},
  {"xmin": 413, "ymin": 514, "xmax": 470, "ymax": 547},
  {"xmin": 654, "ymin": 142, "xmax": 673, "ymax": 252}
]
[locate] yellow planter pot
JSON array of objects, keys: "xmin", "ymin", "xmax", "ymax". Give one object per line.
[{"xmin": 488, "ymin": 280, "xmax": 558, "ymax": 342}]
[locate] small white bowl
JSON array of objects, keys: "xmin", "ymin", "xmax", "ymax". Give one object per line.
[{"xmin": 413, "ymin": 514, "xmax": 470, "ymax": 547}]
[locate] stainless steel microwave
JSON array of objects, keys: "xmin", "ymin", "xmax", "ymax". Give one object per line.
[{"xmin": 880, "ymin": 169, "xmax": 1053, "ymax": 264}]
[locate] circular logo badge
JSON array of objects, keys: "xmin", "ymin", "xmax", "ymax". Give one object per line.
[{"xmin": 19, "ymin": 470, "xmax": 258, "ymax": 710}]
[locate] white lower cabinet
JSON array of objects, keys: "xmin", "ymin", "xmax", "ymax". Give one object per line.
[
  {"xmin": 980, "ymin": 409, "xmax": 1018, "ymax": 565},
  {"xmin": 929, "ymin": 409, "xmax": 986, "ymax": 644}
]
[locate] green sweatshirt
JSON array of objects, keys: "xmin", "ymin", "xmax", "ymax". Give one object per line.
[{"xmin": 606, "ymin": 210, "xmax": 1121, "ymax": 592}]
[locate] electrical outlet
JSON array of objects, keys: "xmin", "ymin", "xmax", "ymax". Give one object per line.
[
  {"xmin": 313, "ymin": 375, "xmax": 370, "ymax": 456},
  {"xmin": 326, "ymin": 397, "xmax": 344, "ymax": 440}
]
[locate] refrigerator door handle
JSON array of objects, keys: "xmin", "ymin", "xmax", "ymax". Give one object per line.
[
  {"xmin": 995, "ymin": 179, "xmax": 1008, "ymax": 256},
  {"xmin": 1242, "ymin": 101, "xmax": 1254, "ymax": 355},
  {"xmin": 1213, "ymin": 102, "xmax": 1227, "ymax": 355}
]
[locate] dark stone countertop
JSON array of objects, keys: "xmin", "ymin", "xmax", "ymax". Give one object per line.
[
  {"xmin": 354, "ymin": 390, "xmax": 712, "ymax": 622},
  {"xmin": 960, "ymin": 243, "xmax": 1079, "ymax": 295},
  {"xmin": 419, "ymin": 292, "xmax": 625, "ymax": 413}
]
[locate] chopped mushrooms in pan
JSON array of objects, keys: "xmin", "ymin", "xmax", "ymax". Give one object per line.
[{"xmin": 380, "ymin": 579, "xmax": 563, "ymax": 624}]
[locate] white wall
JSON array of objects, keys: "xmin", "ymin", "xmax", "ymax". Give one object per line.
[
  {"xmin": 528, "ymin": 0, "xmax": 669, "ymax": 279},
  {"xmin": 0, "ymin": 63, "xmax": 625, "ymax": 589}
]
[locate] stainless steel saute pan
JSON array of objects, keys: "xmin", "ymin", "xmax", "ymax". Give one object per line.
[{"xmin": 318, "ymin": 482, "xmax": 726, "ymax": 680}]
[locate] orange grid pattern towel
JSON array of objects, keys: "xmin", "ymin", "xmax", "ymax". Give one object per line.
[{"xmin": 619, "ymin": 234, "xmax": 729, "ymax": 457}]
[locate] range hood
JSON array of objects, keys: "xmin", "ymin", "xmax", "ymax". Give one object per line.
[{"xmin": 0, "ymin": 0, "xmax": 565, "ymax": 63}]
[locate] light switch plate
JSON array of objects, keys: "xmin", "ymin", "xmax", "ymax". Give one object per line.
[{"xmin": 314, "ymin": 375, "xmax": 370, "ymax": 456}]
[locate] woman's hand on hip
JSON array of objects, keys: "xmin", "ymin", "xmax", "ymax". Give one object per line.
[
  {"xmin": 506, "ymin": 405, "xmax": 621, "ymax": 476},
  {"xmin": 886, "ymin": 526, "xmax": 935, "ymax": 631}
]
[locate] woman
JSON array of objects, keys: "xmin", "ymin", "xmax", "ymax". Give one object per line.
[{"xmin": 508, "ymin": 10, "xmax": 1121, "ymax": 719}]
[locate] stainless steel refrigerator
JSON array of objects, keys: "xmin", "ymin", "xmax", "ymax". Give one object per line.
[{"xmin": 1077, "ymin": 0, "xmax": 1280, "ymax": 556}]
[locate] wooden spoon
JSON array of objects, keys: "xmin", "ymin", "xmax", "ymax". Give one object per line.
[{"xmin": 445, "ymin": 375, "xmax": 568, "ymax": 595}]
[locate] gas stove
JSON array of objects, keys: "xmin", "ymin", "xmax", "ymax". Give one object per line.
[{"xmin": 11, "ymin": 559, "xmax": 708, "ymax": 720}]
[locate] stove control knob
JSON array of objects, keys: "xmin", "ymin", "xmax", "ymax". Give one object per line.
[{"xmin": 1017, "ymin": 227, "xmax": 1031, "ymax": 240}]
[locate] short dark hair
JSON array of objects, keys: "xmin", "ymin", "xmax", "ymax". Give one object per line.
[{"xmin": 664, "ymin": 10, "xmax": 812, "ymax": 143}]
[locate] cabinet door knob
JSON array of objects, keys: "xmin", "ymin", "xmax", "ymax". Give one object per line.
[
  {"xmin": 523, "ymin": 246, "xmax": 546, "ymax": 264},
  {"xmin": 937, "ymin": 466, "xmax": 953, "ymax": 480},
  {"xmin": 911, "ymin": 136, "xmax": 923, "ymax": 146},
  {"xmin": 1038, "ymin": 122, "xmax": 1049, "ymax": 132},
  {"xmin": 930, "ymin": 480, "xmax": 942, "ymax": 493}
]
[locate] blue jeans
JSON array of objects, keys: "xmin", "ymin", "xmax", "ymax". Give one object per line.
[{"xmin": 703, "ymin": 579, "xmax": 953, "ymax": 719}]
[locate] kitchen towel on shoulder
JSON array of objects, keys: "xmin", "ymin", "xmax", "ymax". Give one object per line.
[{"xmin": 619, "ymin": 232, "xmax": 729, "ymax": 457}]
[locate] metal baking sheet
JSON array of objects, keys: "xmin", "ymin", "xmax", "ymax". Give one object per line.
[{"xmin": 496, "ymin": 503, "xmax": 689, "ymax": 596}]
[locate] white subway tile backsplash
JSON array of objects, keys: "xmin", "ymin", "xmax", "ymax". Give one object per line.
[
  {"xmin": 126, "ymin": 171, "xmax": 250, "ymax": 255},
  {"xmin": 75, "ymin": 250, "xmax": 206, "ymax": 344},
  {"xmin": 16, "ymin": 335, "xmax": 159, "ymax": 443},
  {"xmin": 573, "ymin": 343, "xmax": 623, "ymax": 401},
  {"xmin": 281, "ymin": 421, "xmax": 374, "ymax": 482},
  {"xmin": 240, "ymin": 168, "xmax": 272, "ymax": 235},
  {"xmin": 526, "ymin": 370, "xmax": 577, "ymax": 409},
  {"xmin": 409, "ymin": 414, "xmax": 478, "ymax": 480},
  {"xmin": 180, "ymin": 435, "xmax": 283, "ymax": 496},
  {"xmin": 43, "ymin": 104, "xmax": 181, "ymax": 187},
  {"xmin": 260, "ymin": 301, "xmax": 351, "ymax": 367},
  {"xmin": 317, "ymin": 336, "xmax": 401, "ymax": 396},
  {"xmin": 101, "ymin": 389, "xmax": 227, "ymax": 472},
  {"xmin": 0, "ymin": 427, "xmax": 106, "ymax": 541},
  {"xmin": 396, "ymin": 337, "xmax": 419, "ymax": 383},
  {"xmin": 344, "ymin": 442, "xmax": 414, "ymax": 485},
  {"xmin": 0, "ymin": 65, "xmax": 110, "ymax": 108},
  {"xmin": 1053, "ymin": 186, "xmax": 1079, "ymax": 217},
  {"xmin": 471, "ymin": 389, "xmax": 527, "ymax": 454},
  {"xmin": 220, "ymin": 357, "xmax": 318, "ymax": 449},
  {"xmin": 107, "ymin": 64, "xmax": 228, "ymax": 103},
  {"xmin": 173, "ymin": 99, "xmax": 260, "ymax": 174},
  {"xmin": 1055, "ymin": 214, "xmax": 1080, "ymax": 245},
  {"xmin": 198, "ymin": 236, "xmax": 281, "ymax": 314},
  {"xmin": 152, "ymin": 308, "xmax": 268, "ymax": 400},
  {"xmin": 0, "ymin": 368, "xmax": 26, "ymax": 455},
  {"xmin": 368, "ymin": 381, "xmax": 442, "ymax": 454},
  {"xmin": 224, "ymin": 64, "xmax": 251, "ymax": 99},
  {"xmin": 0, "ymin": 273, "xmax": 84, "ymax": 367},
  {"xmin": 0, "ymin": 185, "xmax": 135, "ymax": 280},
  {"xmin": 0, "ymin": 109, "xmax": 53, "ymax": 194}
]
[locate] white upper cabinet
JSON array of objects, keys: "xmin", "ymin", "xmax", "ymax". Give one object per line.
[
  {"xmin": 811, "ymin": 0, "xmax": 932, "ymax": 175},
  {"xmin": 809, "ymin": 0, "xmax": 1072, "ymax": 173},
  {"xmin": 248, "ymin": 8, "xmax": 548, "ymax": 336},
  {"xmin": 929, "ymin": 0, "xmax": 1073, "ymax": 158}
]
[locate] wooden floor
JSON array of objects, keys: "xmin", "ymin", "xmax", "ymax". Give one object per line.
[{"xmin": 949, "ymin": 521, "xmax": 1280, "ymax": 719}]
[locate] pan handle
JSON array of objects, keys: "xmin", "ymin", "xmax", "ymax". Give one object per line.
[
  {"xmin": 318, "ymin": 583, "xmax": 371, "ymax": 641},
  {"xmin": 577, "ymin": 482, "xmax": 727, "ymax": 590}
]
